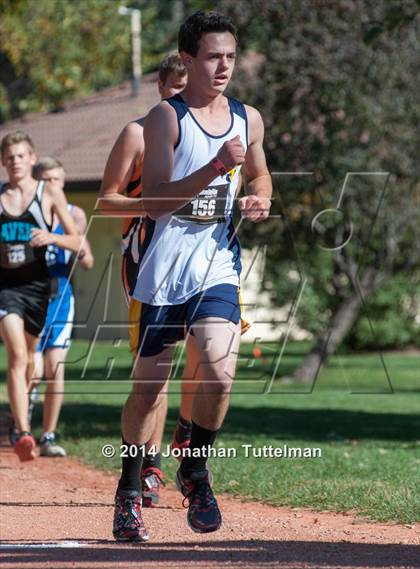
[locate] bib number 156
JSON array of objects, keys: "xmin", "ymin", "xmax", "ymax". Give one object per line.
[{"xmin": 191, "ymin": 198, "xmax": 216, "ymax": 218}]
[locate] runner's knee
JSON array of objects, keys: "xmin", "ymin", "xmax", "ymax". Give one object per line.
[
  {"xmin": 8, "ymin": 345, "xmax": 28, "ymax": 369},
  {"xmin": 130, "ymin": 388, "xmax": 166, "ymax": 412},
  {"xmin": 201, "ymin": 371, "xmax": 233, "ymax": 395}
]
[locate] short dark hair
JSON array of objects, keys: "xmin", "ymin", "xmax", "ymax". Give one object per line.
[
  {"xmin": 178, "ymin": 11, "xmax": 237, "ymax": 57},
  {"xmin": 158, "ymin": 53, "xmax": 187, "ymax": 84},
  {"xmin": 1, "ymin": 130, "xmax": 35, "ymax": 158}
]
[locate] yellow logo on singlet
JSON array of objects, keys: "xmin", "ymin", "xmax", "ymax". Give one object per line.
[{"xmin": 225, "ymin": 167, "xmax": 237, "ymax": 183}]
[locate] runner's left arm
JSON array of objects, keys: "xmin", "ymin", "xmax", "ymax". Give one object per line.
[{"xmin": 239, "ymin": 106, "xmax": 272, "ymax": 223}]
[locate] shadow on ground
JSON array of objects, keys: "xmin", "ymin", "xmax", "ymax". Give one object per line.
[
  {"xmin": 1, "ymin": 401, "xmax": 417, "ymax": 443},
  {"xmin": 1, "ymin": 539, "xmax": 419, "ymax": 568}
]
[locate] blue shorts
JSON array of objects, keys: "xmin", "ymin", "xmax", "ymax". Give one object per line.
[
  {"xmin": 136, "ymin": 284, "xmax": 241, "ymax": 357},
  {"xmin": 37, "ymin": 278, "xmax": 75, "ymax": 351}
]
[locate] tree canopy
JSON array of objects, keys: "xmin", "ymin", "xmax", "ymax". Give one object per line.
[{"xmin": 223, "ymin": 0, "xmax": 419, "ymax": 375}]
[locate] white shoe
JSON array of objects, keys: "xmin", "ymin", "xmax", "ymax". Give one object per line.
[{"xmin": 39, "ymin": 433, "xmax": 67, "ymax": 457}]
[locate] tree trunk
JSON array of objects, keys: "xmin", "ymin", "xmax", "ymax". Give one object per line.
[{"xmin": 293, "ymin": 268, "xmax": 382, "ymax": 382}]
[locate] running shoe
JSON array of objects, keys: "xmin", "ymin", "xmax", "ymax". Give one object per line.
[
  {"xmin": 14, "ymin": 432, "xmax": 36, "ymax": 462},
  {"xmin": 176, "ymin": 468, "xmax": 222, "ymax": 533},
  {"xmin": 141, "ymin": 466, "xmax": 164, "ymax": 508},
  {"xmin": 113, "ymin": 490, "xmax": 149, "ymax": 542},
  {"xmin": 39, "ymin": 432, "xmax": 67, "ymax": 457}
]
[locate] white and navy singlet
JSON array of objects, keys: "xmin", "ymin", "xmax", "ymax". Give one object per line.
[{"xmin": 132, "ymin": 94, "xmax": 248, "ymax": 306}]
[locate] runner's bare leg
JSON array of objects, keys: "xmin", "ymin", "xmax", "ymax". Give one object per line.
[
  {"xmin": 0, "ymin": 314, "xmax": 31, "ymax": 431},
  {"xmin": 42, "ymin": 347, "xmax": 67, "ymax": 433},
  {"xmin": 189, "ymin": 318, "xmax": 241, "ymax": 430},
  {"xmin": 122, "ymin": 345, "xmax": 176, "ymax": 444}
]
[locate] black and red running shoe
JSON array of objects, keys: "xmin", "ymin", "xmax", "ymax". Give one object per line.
[
  {"xmin": 176, "ymin": 468, "xmax": 222, "ymax": 533},
  {"xmin": 141, "ymin": 466, "xmax": 164, "ymax": 508},
  {"xmin": 112, "ymin": 490, "xmax": 149, "ymax": 542}
]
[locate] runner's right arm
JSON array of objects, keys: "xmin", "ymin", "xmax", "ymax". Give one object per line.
[
  {"xmin": 97, "ymin": 122, "xmax": 146, "ymax": 217},
  {"xmin": 142, "ymin": 103, "xmax": 245, "ymax": 219},
  {"xmin": 71, "ymin": 205, "xmax": 94, "ymax": 270}
]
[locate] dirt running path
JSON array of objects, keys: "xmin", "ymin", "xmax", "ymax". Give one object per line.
[{"xmin": 0, "ymin": 438, "xmax": 419, "ymax": 569}]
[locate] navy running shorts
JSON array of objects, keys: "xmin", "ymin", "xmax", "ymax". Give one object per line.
[{"xmin": 136, "ymin": 283, "xmax": 241, "ymax": 357}]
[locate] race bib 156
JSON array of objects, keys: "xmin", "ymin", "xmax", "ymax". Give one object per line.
[{"xmin": 173, "ymin": 184, "xmax": 229, "ymax": 224}]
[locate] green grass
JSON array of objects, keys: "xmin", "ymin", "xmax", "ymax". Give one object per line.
[{"xmin": 1, "ymin": 340, "xmax": 419, "ymax": 523}]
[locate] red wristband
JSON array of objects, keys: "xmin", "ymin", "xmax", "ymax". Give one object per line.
[{"xmin": 211, "ymin": 157, "xmax": 228, "ymax": 177}]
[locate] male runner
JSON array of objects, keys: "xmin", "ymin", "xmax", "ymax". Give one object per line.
[
  {"xmin": 99, "ymin": 54, "xmax": 194, "ymax": 507},
  {"xmin": 112, "ymin": 11, "xmax": 272, "ymax": 541},
  {"xmin": 30, "ymin": 157, "xmax": 94, "ymax": 457},
  {"xmin": 0, "ymin": 131, "xmax": 82, "ymax": 462}
]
